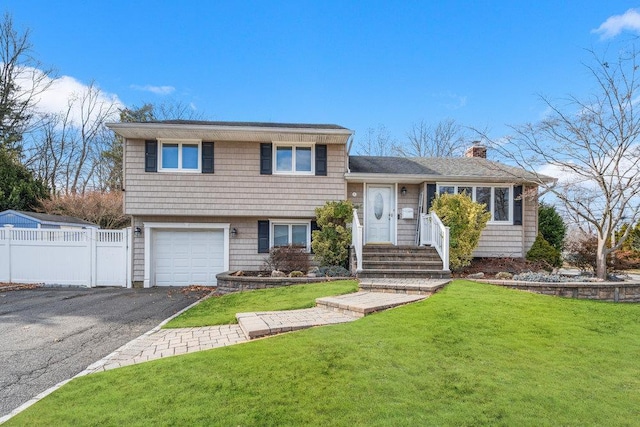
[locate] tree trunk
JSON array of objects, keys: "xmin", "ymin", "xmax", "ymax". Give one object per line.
[{"xmin": 596, "ymin": 236, "xmax": 608, "ymax": 280}]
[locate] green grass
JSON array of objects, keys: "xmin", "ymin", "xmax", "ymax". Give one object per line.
[
  {"xmin": 164, "ymin": 280, "xmax": 359, "ymax": 327},
  {"xmin": 8, "ymin": 281, "xmax": 640, "ymax": 426}
]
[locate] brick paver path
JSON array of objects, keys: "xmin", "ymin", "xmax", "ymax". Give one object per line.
[
  {"xmin": 82, "ymin": 279, "xmax": 450, "ymax": 375},
  {"xmin": 83, "ymin": 325, "xmax": 247, "ymax": 374}
]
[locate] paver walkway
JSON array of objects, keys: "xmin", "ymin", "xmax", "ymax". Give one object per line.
[
  {"xmin": 84, "ymin": 325, "xmax": 247, "ymax": 374},
  {"xmin": 82, "ymin": 279, "xmax": 450, "ymax": 375}
]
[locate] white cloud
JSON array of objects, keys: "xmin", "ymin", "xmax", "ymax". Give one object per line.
[
  {"xmin": 15, "ymin": 67, "xmax": 123, "ymax": 127},
  {"xmin": 592, "ymin": 8, "xmax": 640, "ymax": 39},
  {"xmin": 130, "ymin": 84, "xmax": 175, "ymax": 95}
]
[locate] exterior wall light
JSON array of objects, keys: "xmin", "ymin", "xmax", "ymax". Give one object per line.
[
  {"xmin": 401, "ymin": 186, "xmax": 407, "ymax": 196},
  {"xmin": 134, "ymin": 226, "xmax": 142, "ymax": 237},
  {"xmin": 231, "ymin": 227, "xmax": 238, "ymax": 237}
]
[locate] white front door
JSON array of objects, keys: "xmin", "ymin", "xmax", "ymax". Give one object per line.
[{"xmin": 366, "ymin": 185, "xmax": 393, "ymax": 243}]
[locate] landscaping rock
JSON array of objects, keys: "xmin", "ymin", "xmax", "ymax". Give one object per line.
[
  {"xmin": 466, "ymin": 272, "xmax": 485, "ymax": 279},
  {"xmin": 271, "ymin": 270, "xmax": 286, "ymax": 277},
  {"xmin": 495, "ymin": 272, "xmax": 513, "ymax": 280}
]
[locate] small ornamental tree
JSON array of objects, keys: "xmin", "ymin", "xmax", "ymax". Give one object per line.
[
  {"xmin": 430, "ymin": 193, "xmax": 491, "ymax": 270},
  {"xmin": 312, "ymin": 200, "xmax": 353, "ymax": 267},
  {"xmin": 538, "ymin": 202, "xmax": 566, "ymax": 252}
]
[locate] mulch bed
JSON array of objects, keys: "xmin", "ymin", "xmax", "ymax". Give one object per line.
[
  {"xmin": 454, "ymin": 258, "xmax": 548, "ymax": 278},
  {"xmin": 0, "ymin": 282, "xmax": 41, "ymax": 291}
]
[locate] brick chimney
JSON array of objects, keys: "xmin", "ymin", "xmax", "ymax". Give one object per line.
[{"xmin": 464, "ymin": 142, "xmax": 487, "ymax": 158}]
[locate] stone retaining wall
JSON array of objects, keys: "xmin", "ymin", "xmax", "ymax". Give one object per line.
[
  {"xmin": 479, "ymin": 280, "xmax": 640, "ymax": 302},
  {"xmin": 216, "ymin": 272, "xmax": 351, "ymax": 295}
]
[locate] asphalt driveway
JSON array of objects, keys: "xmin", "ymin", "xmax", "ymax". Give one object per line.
[{"xmin": 0, "ymin": 286, "xmax": 210, "ymax": 418}]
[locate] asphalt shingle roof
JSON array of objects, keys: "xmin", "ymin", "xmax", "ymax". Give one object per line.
[
  {"xmin": 348, "ymin": 156, "xmax": 550, "ymax": 182},
  {"xmin": 143, "ymin": 120, "xmax": 350, "ymax": 130},
  {"xmin": 12, "ymin": 210, "xmax": 98, "ymax": 227}
]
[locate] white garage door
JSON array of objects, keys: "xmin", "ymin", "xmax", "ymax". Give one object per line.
[{"xmin": 153, "ymin": 230, "xmax": 225, "ymax": 286}]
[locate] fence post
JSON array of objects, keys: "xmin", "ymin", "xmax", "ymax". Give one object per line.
[
  {"xmin": 2, "ymin": 228, "xmax": 13, "ymax": 283},
  {"xmin": 89, "ymin": 228, "xmax": 97, "ymax": 287},
  {"xmin": 125, "ymin": 228, "xmax": 132, "ymax": 288}
]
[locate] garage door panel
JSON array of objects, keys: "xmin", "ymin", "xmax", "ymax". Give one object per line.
[{"xmin": 153, "ymin": 229, "xmax": 225, "ymax": 287}]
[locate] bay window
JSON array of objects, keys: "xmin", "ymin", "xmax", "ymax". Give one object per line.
[{"xmin": 437, "ymin": 184, "xmax": 513, "ymax": 223}]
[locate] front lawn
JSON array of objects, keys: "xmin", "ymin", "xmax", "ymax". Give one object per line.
[
  {"xmin": 164, "ymin": 280, "xmax": 358, "ymax": 327},
  {"xmin": 8, "ymin": 281, "xmax": 640, "ymax": 426}
]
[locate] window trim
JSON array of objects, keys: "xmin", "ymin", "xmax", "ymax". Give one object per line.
[
  {"xmin": 269, "ymin": 220, "xmax": 312, "ymax": 251},
  {"xmin": 436, "ymin": 183, "xmax": 513, "ymax": 223},
  {"xmin": 158, "ymin": 139, "xmax": 202, "ymax": 173},
  {"xmin": 272, "ymin": 142, "xmax": 315, "ymax": 175}
]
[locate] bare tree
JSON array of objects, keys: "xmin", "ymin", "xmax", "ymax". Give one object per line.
[
  {"xmin": 355, "ymin": 124, "xmax": 396, "ymax": 156},
  {"xmin": 28, "ymin": 82, "xmax": 119, "ymax": 194},
  {"xmin": 486, "ymin": 47, "xmax": 640, "ymax": 279},
  {"xmin": 393, "ymin": 118, "xmax": 468, "ymax": 157},
  {"xmin": 0, "ymin": 13, "xmax": 53, "ymax": 154}
]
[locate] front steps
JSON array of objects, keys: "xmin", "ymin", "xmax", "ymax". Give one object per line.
[{"xmin": 358, "ymin": 245, "xmax": 451, "ymax": 279}]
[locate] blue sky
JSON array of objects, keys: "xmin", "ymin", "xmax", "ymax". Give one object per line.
[{"xmin": 4, "ymin": 1, "xmax": 640, "ymax": 152}]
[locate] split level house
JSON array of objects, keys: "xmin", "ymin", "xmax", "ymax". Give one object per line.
[{"xmin": 107, "ymin": 120, "xmax": 554, "ymax": 288}]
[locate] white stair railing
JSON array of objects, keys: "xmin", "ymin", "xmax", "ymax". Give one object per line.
[
  {"xmin": 351, "ymin": 209, "xmax": 364, "ymax": 272},
  {"xmin": 418, "ymin": 212, "xmax": 450, "ymax": 271}
]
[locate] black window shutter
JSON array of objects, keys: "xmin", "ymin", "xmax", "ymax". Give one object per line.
[
  {"xmin": 315, "ymin": 145, "xmax": 327, "ymax": 176},
  {"xmin": 310, "ymin": 220, "xmax": 320, "ymax": 253},
  {"xmin": 258, "ymin": 220, "xmax": 270, "ymax": 253},
  {"xmin": 513, "ymin": 185, "xmax": 523, "ymax": 225},
  {"xmin": 145, "ymin": 140, "xmax": 157, "ymax": 172},
  {"xmin": 260, "ymin": 143, "xmax": 272, "ymax": 175},
  {"xmin": 202, "ymin": 142, "xmax": 214, "ymax": 173},
  {"xmin": 426, "ymin": 183, "xmax": 437, "ymax": 211}
]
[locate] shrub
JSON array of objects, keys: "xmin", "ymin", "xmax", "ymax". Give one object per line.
[
  {"xmin": 538, "ymin": 202, "xmax": 566, "ymax": 252},
  {"xmin": 262, "ymin": 245, "xmax": 311, "ymax": 273},
  {"xmin": 312, "ymin": 200, "xmax": 353, "ymax": 267},
  {"xmin": 564, "ymin": 234, "xmax": 598, "ymax": 272},
  {"xmin": 526, "ymin": 233, "xmax": 562, "ymax": 269},
  {"xmin": 611, "ymin": 250, "xmax": 640, "ymax": 271},
  {"xmin": 39, "ymin": 191, "xmax": 129, "ymax": 229},
  {"xmin": 430, "ymin": 193, "xmax": 491, "ymax": 271}
]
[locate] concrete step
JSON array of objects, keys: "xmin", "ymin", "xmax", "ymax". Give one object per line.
[
  {"xmin": 315, "ymin": 291, "xmax": 426, "ymax": 317},
  {"xmin": 362, "ymin": 260, "xmax": 443, "ymax": 270},
  {"xmin": 357, "ymin": 269, "xmax": 452, "ymax": 279},
  {"xmin": 362, "ymin": 245, "xmax": 439, "ymax": 255},
  {"xmin": 236, "ymin": 308, "xmax": 357, "ymax": 339},
  {"xmin": 359, "ymin": 278, "xmax": 450, "ymax": 295},
  {"xmin": 362, "ymin": 253, "xmax": 442, "ymax": 262}
]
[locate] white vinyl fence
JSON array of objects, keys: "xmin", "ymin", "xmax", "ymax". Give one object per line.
[{"xmin": 0, "ymin": 227, "xmax": 131, "ymax": 287}]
